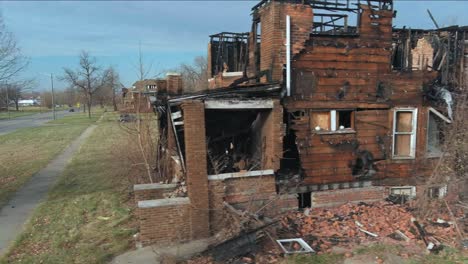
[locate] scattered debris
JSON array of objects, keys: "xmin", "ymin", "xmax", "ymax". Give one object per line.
[
  {"xmin": 276, "ymin": 238, "xmax": 315, "ymax": 254},
  {"xmin": 279, "ymin": 201, "xmax": 462, "ymax": 252}
]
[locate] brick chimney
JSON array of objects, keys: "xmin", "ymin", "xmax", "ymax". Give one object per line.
[
  {"xmin": 250, "ymin": 0, "xmax": 313, "ymax": 83},
  {"xmin": 166, "ymin": 73, "xmax": 184, "ymax": 95}
]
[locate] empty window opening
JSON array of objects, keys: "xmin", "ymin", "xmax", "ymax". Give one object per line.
[
  {"xmin": 393, "ymin": 108, "xmax": 417, "ymax": 158},
  {"xmin": 205, "ymin": 109, "xmax": 272, "ymax": 175},
  {"xmin": 298, "ymin": 192, "xmax": 311, "ymax": 209},
  {"xmin": 428, "ymin": 186, "xmax": 447, "ymax": 199},
  {"xmin": 337, "ymin": 110, "xmax": 354, "ymax": 129}
]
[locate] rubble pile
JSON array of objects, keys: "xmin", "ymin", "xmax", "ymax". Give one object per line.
[
  {"xmin": 164, "ymin": 182, "xmax": 188, "ymax": 198},
  {"xmin": 280, "ymin": 201, "xmax": 461, "ymax": 251}
]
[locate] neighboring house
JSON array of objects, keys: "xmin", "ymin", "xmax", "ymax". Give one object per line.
[
  {"xmin": 134, "ymin": 0, "xmax": 468, "ymax": 246},
  {"xmin": 18, "ymin": 99, "xmax": 38, "ymax": 106},
  {"xmin": 122, "ymin": 74, "xmax": 183, "ymax": 113}
]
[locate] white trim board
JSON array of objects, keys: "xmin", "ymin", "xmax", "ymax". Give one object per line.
[
  {"xmin": 208, "ymin": 169, "xmax": 274, "ymax": 181},
  {"xmin": 204, "ymin": 99, "xmax": 274, "ymax": 109}
]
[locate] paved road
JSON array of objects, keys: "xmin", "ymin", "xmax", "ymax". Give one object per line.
[
  {"xmin": 0, "ymin": 124, "xmax": 97, "ymax": 256},
  {"xmin": 0, "ymin": 110, "xmax": 75, "ymax": 136}
]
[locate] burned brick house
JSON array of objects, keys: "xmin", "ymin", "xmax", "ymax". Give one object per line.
[{"xmin": 134, "ymin": 0, "xmax": 468, "ymax": 246}]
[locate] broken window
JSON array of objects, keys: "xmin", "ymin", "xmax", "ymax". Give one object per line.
[
  {"xmin": 393, "ymin": 108, "xmax": 417, "ymax": 158},
  {"xmin": 310, "ymin": 110, "xmax": 355, "ymax": 132},
  {"xmin": 426, "ymin": 107, "xmax": 451, "ymax": 157}
]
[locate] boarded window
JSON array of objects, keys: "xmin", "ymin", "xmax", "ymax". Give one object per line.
[
  {"xmin": 310, "ymin": 111, "xmax": 330, "ymax": 131},
  {"xmin": 393, "ymin": 109, "xmax": 417, "ymax": 158}
]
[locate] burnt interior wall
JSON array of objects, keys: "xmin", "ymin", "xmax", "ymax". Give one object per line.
[
  {"xmin": 205, "ymin": 99, "xmax": 283, "ymax": 175},
  {"xmin": 205, "ymin": 109, "xmax": 272, "ymax": 174}
]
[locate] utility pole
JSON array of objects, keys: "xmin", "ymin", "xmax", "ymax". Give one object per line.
[
  {"xmin": 6, "ymin": 82, "xmax": 10, "ymax": 119},
  {"xmin": 51, "ymin": 73, "xmax": 56, "ymax": 120}
]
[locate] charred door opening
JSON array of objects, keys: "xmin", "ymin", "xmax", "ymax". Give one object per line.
[
  {"xmin": 205, "ymin": 108, "xmax": 272, "ymax": 175},
  {"xmin": 298, "ymin": 192, "xmax": 311, "ymax": 209},
  {"xmin": 281, "ymin": 111, "xmax": 301, "ymax": 173}
]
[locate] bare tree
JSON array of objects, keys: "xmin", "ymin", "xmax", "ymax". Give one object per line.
[
  {"xmin": 177, "ymin": 56, "xmax": 208, "ymax": 92},
  {"xmin": 62, "ymin": 51, "xmax": 103, "ymax": 118},
  {"xmin": 0, "ymin": 79, "xmax": 35, "ymax": 110},
  {"xmin": 100, "ymin": 66, "xmax": 121, "ymax": 111},
  {"xmin": 0, "ymin": 15, "xmax": 29, "ymax": 82},
  {"xmin": 135, "ymin": 42, "xmax": 153, "ymax": 81}
]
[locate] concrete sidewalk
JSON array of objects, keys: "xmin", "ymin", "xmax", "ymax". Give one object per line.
[{"xmin": 0, "ymin": 124, "xmax": 97, "ymax": 256}]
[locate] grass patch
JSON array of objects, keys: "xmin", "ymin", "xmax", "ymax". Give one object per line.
[
  {"xmin": 1, "ymin": 115, "xmax": 136, "ymax": 263},
  {"xmin": 284, "ymin": 253, "xmax": 344, "ymax": 264},
  {"xmin": 48, "ymin": 111, "xmax": 101, "ymax": 125},
  {"xmin": 406, "ymin": 247, "xmax": 468, "ymax": 264},
  {"xmin": 0, "ymin": 107, "xmax": 48, "ymax": 120},
  {"xmin": 0, "ymin": 123, "xmax": 90, "ymax": 207},
  {"xmin": 353, "ymin": 243, "xmax": 401, "ymax": 255}
]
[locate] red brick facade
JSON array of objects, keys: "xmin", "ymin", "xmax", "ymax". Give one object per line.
[
  {"xmin": 181, "ymin": 101, "xmax": 210, "ymax": 239},
  {"xmin": 256, "ymin": 1, "xmax": 313, "ymax": 82},
  {"xmin": 133, "ymin": 184, "xmax": 177, "ymax": 203},
  {"xmin": 311, "ymin": 186, "xmax": 387, "ymax": 208},
  {"xmin": 137, "ymin": 198, "xmax": 191, "ymax": 246},
  {"xmin": 209, "ymin": 175, "xmax": 277, "ymax": 234}
]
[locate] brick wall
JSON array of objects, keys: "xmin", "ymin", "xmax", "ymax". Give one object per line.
[
  {"xmin": 208, "ymin": 173, "xmax": 290, "ymax": 234},
  {"xmin": 167, "ymin": 74, "xmax": 183, "ymax": 95},
  {"xmin": 137, "ymin": 198, "xmax": 191, "ymax": 246},
  {"xmin": 311, "ymin": 186, "xmax": 387, "ymax": 208},
  {"xmin": 181, "ymin": 101, "xmax": 210, "ymax": 239},
  {"xmin": 412, "ymin": 37, "xmax": 434, "ymax": 71},
  {"xmin": 133, "ymin": 183, "xmax": 177, "ymax": 203},
  {"xmin": 257, "ymin": 1, "xmax": 313, "ymax": 82}
]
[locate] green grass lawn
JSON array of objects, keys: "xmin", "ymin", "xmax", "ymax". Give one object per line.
[
  {"xmin": 2, "ymin": 114, "xmax": 136, "ymax": 264},
  {"xmin": 48, "ymin": 107, "xmax": 107, "ymax": 125},
  {"xmin": 0, "ymin": 123, "xmax": 90, "ymax": 207}
]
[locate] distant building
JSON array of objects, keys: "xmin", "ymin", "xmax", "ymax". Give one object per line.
[{"xmin": 18, "ymin": 99, "xmax": 38, "ymax": 106}]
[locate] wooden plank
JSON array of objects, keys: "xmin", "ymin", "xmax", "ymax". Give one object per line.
[
  {"xmin": 204, "ymin": 99, "xmax": 274, "ymax": 109},
  {"xmin": 292, "ymin": 61, "xmax": 384, "ymax": 71},
  {"xmin": 284, "ymin": 100, "xmax": 390, "ymax": 109},
  {"xmin": 297, "ymin": 54, "xmax": 390, "ymax": 64}
]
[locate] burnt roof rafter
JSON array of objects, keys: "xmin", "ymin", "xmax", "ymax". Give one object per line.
[{"xmin": 251, "ymin": 0, "xmax": 393, "ymax": 13}]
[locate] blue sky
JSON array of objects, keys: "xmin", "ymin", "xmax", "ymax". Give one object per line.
[{"xmin": 1, "ymin": 0, "xmax": 467, "ymax": 91}]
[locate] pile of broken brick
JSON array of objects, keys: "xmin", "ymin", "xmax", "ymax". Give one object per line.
[
  {"xmin": 186, "ymin": 201, "xmax": 465, "ymax": 263},
  {"xmin": 280, "ymin": 201, "xmax": 463, "ymax": 253}
]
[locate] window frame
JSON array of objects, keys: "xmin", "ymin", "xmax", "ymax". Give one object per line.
[
  {"xmin": 310, "ymin": 109, "xmax": 355, "ymax": 134},
  {"xmin": 390, "ymin": 186, "xmax": 416, "ymax": 198},
  {"xmin": 426, "ymin": 107, "xmax": 451, "ymax": 158},
  {"xmin": 392, "ymin": 107, "xmax": 418, "ymax": 159}
]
